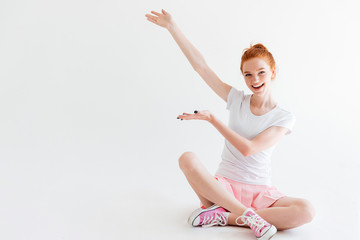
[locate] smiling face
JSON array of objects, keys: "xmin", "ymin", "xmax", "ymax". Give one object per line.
[{"xmin": 242, "ymin": 57, "xmax": 276, "ymax": 96}]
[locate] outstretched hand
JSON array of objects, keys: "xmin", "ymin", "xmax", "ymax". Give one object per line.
[
  {"xmin": 177, "ymin": 110, "xmax": 213, "ymax": 122},
  {"xmin": 145, "ymin": 9, "xmax": 173, "ymax": 29}
]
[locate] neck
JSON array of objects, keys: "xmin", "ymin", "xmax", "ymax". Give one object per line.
[{"xmin": 250, "ymin": 91, "xmax": 277, "ymax": 109}]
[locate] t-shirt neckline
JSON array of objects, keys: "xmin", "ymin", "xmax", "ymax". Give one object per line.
[{"xmin": 248, "ymin": 94, "xmax": 279, "ymax": 117}]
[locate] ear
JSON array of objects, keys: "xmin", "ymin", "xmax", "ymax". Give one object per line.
[{"xmin": 271, "ymin": 66, "xmax": 276, "ymax": 80}]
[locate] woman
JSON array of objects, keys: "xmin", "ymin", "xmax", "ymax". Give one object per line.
[{"xmin": 145, "ymin": 9, "xmax": 315, "ymax": 240}]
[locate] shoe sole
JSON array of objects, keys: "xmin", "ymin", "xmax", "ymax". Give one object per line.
[
  {"xmin": 257, "ymin": 225, "xmax": 277, "ymax": 240},
  {"xmin": 188, "ymin": 205, "xmax": 222, "ymax": 227}
]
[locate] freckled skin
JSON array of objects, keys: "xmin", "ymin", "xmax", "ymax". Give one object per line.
[{"xmin": 242, "ymin": 58, "xmax": 277, "ymax": 113}]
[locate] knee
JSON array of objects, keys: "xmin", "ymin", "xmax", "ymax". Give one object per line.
[
  {"xmin": 178, "ymin": 151, "xmax": 199, "ymax": 172},
  {"xmin": 294, "ymin": 199, "xmax": 316, "ymax": 225}
]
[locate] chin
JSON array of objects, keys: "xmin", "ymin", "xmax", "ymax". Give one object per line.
[
  {"xmin": 253, "ymin": 92, "xmax": 264, "ymax": 96},
  {"xmin": 251, "ymin": 89, "xmax": 265, "ymax": 95}
]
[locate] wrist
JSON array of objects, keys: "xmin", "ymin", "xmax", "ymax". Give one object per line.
[
  {"xmin": 167, "ymin": 20, "xmax": 176, "ymax": 31},
  {"xmin": 208, "ymin": 113, "xmax": 216, "ymax": 124}
]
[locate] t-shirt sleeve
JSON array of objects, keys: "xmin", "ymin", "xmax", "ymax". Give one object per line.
[
  {"xmin": 226, "ymin": 86, "xmax": 245, "ymax": 110},
  {"xmin": 271, "ymin": 112, "xmax": 296, "ymax": 135}
]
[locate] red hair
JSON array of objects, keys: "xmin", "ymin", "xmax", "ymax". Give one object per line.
[{"xmin": 240, "ymin": 43, "xmax": 276, "ymax": 76}]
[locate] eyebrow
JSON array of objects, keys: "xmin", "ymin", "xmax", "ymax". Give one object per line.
[{"xmin": 243, "ymin": 68, "xmax": 265, "ymax": 74}]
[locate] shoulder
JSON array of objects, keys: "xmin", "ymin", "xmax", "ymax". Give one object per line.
[
  {"xmin": 275, "ymin": 106, "xmax": 296, "ymax": 120},
  {"xmin": 229, "ymin": 86, "xmax": 245, "ymax": 98},
  {"xmin": 269, "ymin": 105, "xmax": 296, "ymax": 135},
  {"xmin": 226, "ymin": 86, "xmax": 246, "ymax": 110}
]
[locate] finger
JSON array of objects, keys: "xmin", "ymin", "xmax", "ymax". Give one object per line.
[
  {"xmin": 162, "ymin": 9, "xmax": 167, "ymax": 15},
  {"xmin": 145, "ymin": 13, "xmax": 156, "ymax": 18},
  {"xmin": 146, "ymin": 15, "xmax": 158, "ymax": 21},
  {"xmin": 147, "ymin": 18, "xmax": 158, "ymax": 24},
  {"xmin": 151, "ymin": 11, "xmax": 161, "ymax": 16},
  {"xmin": 177, "ymin": 114, "xmax": 192, "ymax": 120}
]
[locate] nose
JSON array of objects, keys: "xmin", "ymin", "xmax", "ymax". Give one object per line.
[{"xmin": 252, "ymin": 77, "xmax": 260, "ymax": 84}]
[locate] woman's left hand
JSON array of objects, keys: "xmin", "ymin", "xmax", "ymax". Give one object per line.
[{"xmin": 177, "ymin": 110, "xmax": 213, "ymax": 122}]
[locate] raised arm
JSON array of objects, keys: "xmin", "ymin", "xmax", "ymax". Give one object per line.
[{"xmin": 145, "ymin": 9, "xmax": 232, "ymax": 102}]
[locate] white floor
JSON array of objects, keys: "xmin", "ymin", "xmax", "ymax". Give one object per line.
[{"xmin": 0, "ymin": 142, "xmax": 359, "ymax": 240}]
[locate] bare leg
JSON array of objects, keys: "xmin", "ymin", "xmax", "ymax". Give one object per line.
[
  {"xmin": 184, "ymin": 175, "xmax": 213, "ymax": 208},
  {"xmin": 256, "ymin": 197, "xmax": 315, "ymax": 230},
  {"xmin": 178, "ymin": 152, "xmax": 247, "ymax": 222},
  {"xmin": 227, "ymin": 197, "xmax": 315, "ymax": 230}
]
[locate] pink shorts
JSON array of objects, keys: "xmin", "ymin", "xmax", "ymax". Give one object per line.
[{"xmin": 200, "ymin": 175, "xmax": 286, "ymax": 211}]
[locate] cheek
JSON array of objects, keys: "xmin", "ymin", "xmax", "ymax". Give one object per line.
[
  {"xmin": 245, "ymin": 80, "xmax": 252, "ymax": 86},
  {"xmin": 261, "ymin": 75, "xmax": 271, "ymax": 82}
]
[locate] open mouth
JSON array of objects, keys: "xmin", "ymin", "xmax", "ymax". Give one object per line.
[{"xmin": 252, "ymin": 83, "xmax": 264, "ymax": 90}]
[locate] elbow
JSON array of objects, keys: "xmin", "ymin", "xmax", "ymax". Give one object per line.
[
  {"xmin": 193, "ymin": 64, "xmax": 207, "ymax": 73},
  {"xmin": 242, "ymin": 149, "xmax": 252, "ymax": 157},
  {"xmin": 241, "ymin": 144, "xmax": 254, "ymax": 157},
  {"xmin": 193, "ymin": 66, "xmax": 202, "ymax": 73}
]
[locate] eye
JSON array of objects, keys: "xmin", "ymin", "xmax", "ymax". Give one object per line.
[
  {"xmin": 260, "ymin": 71, "xmax": 265, "ymax": 74},
  {"xmin": 245, "ymin": 74, "xmax": 251, "ymax": 77}
]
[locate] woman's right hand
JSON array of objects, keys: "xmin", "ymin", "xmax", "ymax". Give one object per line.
[{"xmin": 145, "ymin": 9, "xmax": 173, "ymax": 29}]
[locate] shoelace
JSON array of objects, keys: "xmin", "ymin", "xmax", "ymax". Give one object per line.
[
  {"xmin": 235, "ymin": 214, "xmax": 266, "ymax": 236},
  {"xmin": 201, "ymin": 212, "xmax": 228, "ymax": 228}
]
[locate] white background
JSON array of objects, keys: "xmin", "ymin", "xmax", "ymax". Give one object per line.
[{"xmin": 0, "ymin": 0, "xmax": 359, "ymax": 239}]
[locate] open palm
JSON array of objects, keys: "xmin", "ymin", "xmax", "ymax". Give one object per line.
[
  {"xmin": 145, "ymin": 9, "xmax": 173, "ymax": 29},
  {"xmin": 177, "ymin": 110, "xmax": 212, "ymax": 122}
]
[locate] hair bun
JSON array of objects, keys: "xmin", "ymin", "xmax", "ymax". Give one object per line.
[
  {"xmin": 240, "ymin": 42, "xmax": 276, "ymax": 77},
  {"xmin": 251, "ymin": 43, "xmax": 268, "ymax": 51}
]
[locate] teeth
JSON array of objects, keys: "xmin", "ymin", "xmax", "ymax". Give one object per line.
[{"xmin": 252, "ymin": 83, "xmax": 264, "ymax": 88}]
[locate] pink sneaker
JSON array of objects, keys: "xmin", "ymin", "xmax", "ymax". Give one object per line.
[
  {"xmin": 188, "ymin": 204, "xmax": 229, "ymax": 227},
  {"xmin": 236, "ymin": 208, "xmax": 277, "ymax": 240}
]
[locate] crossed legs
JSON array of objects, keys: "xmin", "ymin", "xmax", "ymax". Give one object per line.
[
  {"xmin": 178, "ymin": 152, "xmax": 248, "ymax": 223},
  {"xmin": 179, "ymin": 152, "xmax": 315, "ymax": 230}
]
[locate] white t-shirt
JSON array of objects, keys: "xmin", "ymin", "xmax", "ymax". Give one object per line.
[{"xmin": 215, "ymin": 86, "xmax": 296, "ymax": 186}]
